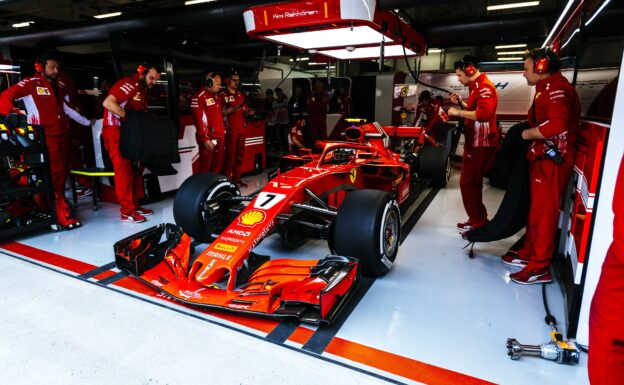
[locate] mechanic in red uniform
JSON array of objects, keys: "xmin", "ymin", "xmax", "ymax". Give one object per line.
[
  {"xmin": 447, "ymin": 56, "xmax": 499, "ymax": 233},
  {"xmin": 102, "ymin": 62, "xmax": 160, "ymax": 223},
  {"xmin": 288, "ymin": 114, "xmax": 306, "ymax": 155},
  {"xmin": 220, "ymin": 69, "xmax": 252, "ymax": 187},
  {"xmin": 307, "ymin": 80, "xmax": 329, "ymax": 147},
  {"xmin": 0, "ymin": 53, "xmax": 81, "ymax": 230},
  {"xmin": 410, "ymin": 90, "xmax": 449, "ymax": 137},
  {"xmin": 590, "ymin": 154, "xmax": 624, "ymax": 385},
  {"xmin": 190, "ymin": 72, "xmax": 225, "ymax": 175},
  {"xmin": 501, "ymin": 48, "xmax": 580, "ymax": 284}
]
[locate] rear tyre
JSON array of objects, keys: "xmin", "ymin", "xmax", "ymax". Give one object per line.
[
  {"xmin": 173, "ymin": 173, "xmax": 240, "ymax": 242},
  {"xmin": 419, "ymin": 145, "xmax": 449, "ymax": 188},
  {"xmin": 333, "ymin": 190, "xmax": 400, "ymax": 277}
]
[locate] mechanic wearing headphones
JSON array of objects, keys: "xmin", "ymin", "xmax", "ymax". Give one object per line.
[
  {"xmin": 0, "ymin": 52, "xmax": 82, "ymax": 230},
  {"xmin": 447, "ymin": 55, "xmax": 499, "ymax": 233},
  {"xmin": 190, "ymin": 71, "xmax": 226, "ymax": 175},
  {"xmin": 102, "ymin": 62, "xmax": 161, "ymax": 223},
  {"xmin": 502, "ymin": 48, "xmax": 580, "ymax": 284},
  {"xmin": 220, "ymin": 69, "xmax": 252, "ymax": 187}
]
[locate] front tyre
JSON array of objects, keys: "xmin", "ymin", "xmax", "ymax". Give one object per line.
[
  {"xmin": 173, "ymin": 173, "xmax": 240, "ymax": 242},
  {"xmin": 333, "ymin": 190, "xmax": 401, "ymax": 276}
]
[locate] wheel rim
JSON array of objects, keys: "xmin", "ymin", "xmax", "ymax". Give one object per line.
[{"xmin": 383, "ymin": 210, "xmax": 399, "ymax": 258}]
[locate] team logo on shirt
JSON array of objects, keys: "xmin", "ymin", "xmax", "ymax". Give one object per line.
[
  {"xmin": 535, "ymin": 92, "xmax": 542, "ymax": 100},
  {"xmin": 206, "ymin": 98, "xmax": 216, "ymax": 106},
  {"xmin": 133, "ymin": 93, "xmax": 142, "ymax": 101},
  {"xmin": 36, "ymin": 87, "xmax": 50, "ymax": 96},
  {"xmin": 226, "ymin": 96, "xmax": 235, "ymax": 103}
]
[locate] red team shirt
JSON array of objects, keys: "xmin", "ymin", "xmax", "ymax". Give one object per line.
[
  {"xmin": 219, "ymin": 89, "xmax": 247, "ymax": 132},
  {"xmin": 190, "ymin": 86, "xmax": 225, "ymax": 141},
  {"xmin": 103, "ymin": 74, "xmax": 148, "ymax": 128},
  {"xmin": 0, "ymin": 73, "xmax": 67, "ymax": 135},
  {"xmin": 288, "ymin": 125, "xmax": 304, "ymax": 152},
  {"xmin": 464, "ymin": 73, "xmax": 499, "ymax": 148}
]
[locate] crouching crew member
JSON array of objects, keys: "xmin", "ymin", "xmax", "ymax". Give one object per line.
[
  {"xmin": 102, "ymin": 62, "xmax": 161, "ymax": 223},
  {"xmin": 0, "ymin": 53, "xmax": 81, "ymax": 229},
  {"xmin": 190, "ymin": 72, "xmax": 225, "ymax": 175},
  {"xmin": 502, "ymin": 48, "xmax": 580, "ymax": 285},
  {"xmin": 447, "ymin": 55, "xmax": 499, "ymax": 233},
  {"xmin": 220, "ymin": 70, "xmax": 252, "ymax": 187}
]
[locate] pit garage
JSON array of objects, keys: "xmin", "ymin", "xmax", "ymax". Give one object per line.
[{"xmin": 0, "ymin": 1, "xmax": 622, "ymax": 384}]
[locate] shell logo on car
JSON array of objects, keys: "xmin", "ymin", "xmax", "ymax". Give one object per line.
[
  {"xmin": 238, "ymin": 210, "xmax": 266, "ymax": 227},
  {"xmin": 214, "ymin": 243, "xmax": 238, "ymax": 253}
]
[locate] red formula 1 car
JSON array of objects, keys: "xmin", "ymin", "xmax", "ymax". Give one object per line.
[{"xmin": 114, "ymin": 122, "xmax": 451, "ymax": 323}]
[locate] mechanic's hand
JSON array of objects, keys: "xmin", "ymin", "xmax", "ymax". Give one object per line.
[
  {"xmin": 203, "ymin": 140, "xmax": 215, "ymax": 151},
  {"xmin": 449, "ymin": 93, "xmax": 463, "ymax": 106},
  {"xmin": 447, "ymin": 107, "xmax": 461, "ymax": 118}
]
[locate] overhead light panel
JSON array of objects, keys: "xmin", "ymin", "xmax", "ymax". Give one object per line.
[
  {"xmin": 428, "ymin": 48, "xmax": 442, "ymax": 53},
  {"xmin": 12, "ymin": 21, "xmax": 34, "ymax": 28},
  {"xmin": 495, "ymin": 43, "xmax": 527, "ymax": 49},
  {"xmin": 487, "ymin": 1, "xmax": 539, "ymax": 11},
  {"xmin": 289, "ymin": 57, "xmax": 309, "ymax": 62},
  {"xmin": 94, "ymin": 12, "xmax": 122, "ymax": 19},
  {"xmin": 185, "ymin": 0, "xmax": 217, "ymax": 4},
  {"xmin": 497, "ymin": 51, "xmax": 527, "ymax": 55},
  {"xmin": 320, "ymin": 45, "xmax": 416, "ymax": 60},
  {"xmin": 265, "ymin": 26, "xmax": 393, "ymax": 50},
  {"xmin": 585, "ymin": 0, "xmax": 611, "ymax": 27},
  {"xmin": 498, "ymin": 57, "xmax": 523, "ymax": 61},
  {"xmin": 542, "ymin": 0, "xmax": 574, "ymax": 47}
]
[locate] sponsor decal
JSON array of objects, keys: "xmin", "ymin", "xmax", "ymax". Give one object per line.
[
  {"xmin": 133, "ymin": 92, "xmax": 142, "ymax": 101},
  {"xmin": 253, "ymin": 192, "xmax": 286, "ymax": 209},
  {"xmin": 350, "ymin": 168, "xmax": 357, "ymax": 183},
  {"xmin": 228, "ymin": 303, "xmax": 250, "ymax": 309},
  {"xmin": 250, "ymin": 220, "xmax": 275, "ymax": 249},
  {"xmin": 206, "ymin": 98, "xmax": 216, "ymax": 106},
  {"xmin": 219, "ymin": 236, "xmax": 245, "ymax": 244},
  {"xmin": 495, "ymin": 82, "xmax": 509, "ymax": 90},
  {"xmin": 226, "ymin": 96, "xmax": 235, "ymax": 102},
  {"xmin": 205, "ymin": 251, "xmax": 231, "ymax": 261},
  {"xmin": 214, "ymin": 243, "xmax": 238, "ymax": 253},
  {"xmin": 150, "ymin": 279, "xmax": 164, "ymax": 288},
  {"xmin": 178, "ymin": 290, "xmax": 203, "ymax": 299},
  {"xmin": 238, "ymin": 210, "xmax": 265, "ymax": 227},
  {"xmin": 36, "ymin": 87, "xmax": 50, "ymax": 96},
  {"xmin": 226, "ymin": 229, "xmax": 251, "ymax": 237},
  {"xmin": 535, "ymin": 92, "xmax": 542, "ymax": 100}
]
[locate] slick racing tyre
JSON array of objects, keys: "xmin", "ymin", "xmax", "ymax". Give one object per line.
[
  {"xmin": 173, "ymin": 173, "xmax": 240, "ymax": 242},
  {"xmin": 333, "ymin": 190, "xmax": 401, "ymax": 277},
  {"xmin": 419, "ymin": 145, "xmax": 450, "ymax": 188}
]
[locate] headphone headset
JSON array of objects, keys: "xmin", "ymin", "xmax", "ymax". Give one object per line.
[
  {"xmin": 462, "ymin": 58, "xmax": 477, "ymax": 77},
  {"xmin": 34, "ymin": 61, "xmax": 44, "ymax": 73},
  {"xmin": 205, "ymin": 72, "xmax": 215, "ymax": 88},
  {"xmin": 136, "ymin": 63, "xmax": 148, "ymax": 76},
  {"xmin": 533, "ymin": 48, "xmax": 551, "ymax": 75}
]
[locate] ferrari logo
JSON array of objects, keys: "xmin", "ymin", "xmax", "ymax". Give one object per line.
[
  {"xmin": 133, "ymin": 93, "xmax": 142, "ymax": 101},
  {"xmin": 535, "ymin": 92, "xmax": 542, "ymax": 100},
  {"xmin": 349, "ymin": 168, "xmax": 357, "ymax": 183},
  {"xmin": 214, "ymin": 243, "xmax": 238, "ymax": 253},
  {"xmin": 36, "ymin": 87, "xmax": 50, "ymax": 96},
  {"xmin": 206, "ymin": 98, "xmax": 216, "ymax": 106},
  {"xmin": 239, "ymin": 210, "xmax": 265, "ymax": 227}
]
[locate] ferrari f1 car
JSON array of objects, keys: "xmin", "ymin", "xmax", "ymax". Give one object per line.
[{"xmin": 114, "ymin": 121, "xmax": 451, "ymax": 323}]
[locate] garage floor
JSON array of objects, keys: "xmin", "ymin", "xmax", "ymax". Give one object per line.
[{"xmin": 0, "ymin": 172, "xmax": 590, "ymax": 385}]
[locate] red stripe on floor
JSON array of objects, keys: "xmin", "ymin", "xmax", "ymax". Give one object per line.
[{"xmin": 2, "ymin": 241, "xmax": 496, "ymax": 385}]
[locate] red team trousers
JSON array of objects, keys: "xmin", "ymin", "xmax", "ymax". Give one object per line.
[
  {"xmin": 102, "ymin": 125, "xmax": 145, "ymax": 215},
  {"xmin": 460, "ymin": 146, "xmax": 496, "ymax": 226},
  {"xmin": 195, "ymin": 136, "xmax": 225, "ymax": 174}
]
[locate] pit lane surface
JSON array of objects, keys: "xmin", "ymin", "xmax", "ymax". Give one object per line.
[{"xmin": 0, "ymin": 173, "xmax": 590, "ymax": 384}]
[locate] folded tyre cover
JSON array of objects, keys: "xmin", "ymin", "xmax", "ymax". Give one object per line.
[
  {"xmin": 489, "ymin": 121, "xmax": 531, "ymax": 189},
  {"xmin": 464, "ymin": 122, "xmax": 530, "ymax": 243}
]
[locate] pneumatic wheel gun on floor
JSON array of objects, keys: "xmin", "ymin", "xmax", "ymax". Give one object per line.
[{"xmin": 506, "ymin": 324, "xmax": 581, "ymax": 365}]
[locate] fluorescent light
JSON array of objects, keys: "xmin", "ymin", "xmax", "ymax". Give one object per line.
[
  {"xmin": 495, "ymin": 43, "xmax": 527, "ymax": 49},
  {"xmin": 264, "ymin": 26, "xmax": 392, "ymax": 50},
  {"xmin": 561, "ymin": 28, "xmax": 580, "ymax": 49},
  {"xmin": 289, "ymin": 57, "xmax": 309, "ymax": 62},
  {"xmin": 319, "ymin": 45, "xmax": 416, "ymax": 60},
  {"xmin": 542, "ymin": 0, "xmax": 574, "ymax": 48},
  {"xmin": 94, "ymin": 12, "xmax": 122, "ymax": 19},
  {"xmin": 12, "ymin": 21, "xmax": 34, "ymax": 28},
  {"xmin": 487, "ymin": 1, "xmax": 539, "ymax": 11},
  {"xmin": 428, "ymin": 49, "xmax": 442, "ymax": 53},
  {"xmin": 498, "ymin": 57, "xmax": 523, "ymax": 61},
  {"xmin": 185, "ymin": 0, "xmax": 216, "ymax": 4},
  {"xmin": 497, "ymin": 51, "xmax": 527, "ymax": 55},
  {"xmin": 308, "ymin": 62, "xmax": 329, "ymax": 65},
  {"xmin": 585, "ymin": 0, "xmax": 611, "ymax": 27}
]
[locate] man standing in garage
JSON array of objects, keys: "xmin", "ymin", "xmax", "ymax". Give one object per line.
[
  {"xmin": 447, "ymin": 55, "xmax": 499, "ymax": 233},
  {"xmin": 190, "ymin": 71, "xmax": 225, "ymax": 175},
  {"xmin": 307, "ymin": 79, "xmax": 329, "ymax": 147},
  {"xmin": 502, "ymin": 48, "xmax": 580, "ymax": 284},
  {"xmin": 102, "ymin": 62, "xmax": 161, "ymax": 223},
  {"xmin": 0, "ymin": 52, "xmax": 81, "ymax": 230},
  {"xmin": 220, "ymin": 69, "xmax": 251, "ymax": 187}
]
